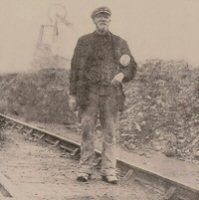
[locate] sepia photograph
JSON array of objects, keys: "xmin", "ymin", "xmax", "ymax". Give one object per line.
[{"xmin": 0, "ymin": 0, "xmax": 199, "ymax": 199}]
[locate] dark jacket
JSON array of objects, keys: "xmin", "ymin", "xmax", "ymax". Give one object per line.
[{"xmin": 69, "ymin": 31, "xmax": 137, "ymax": 109}]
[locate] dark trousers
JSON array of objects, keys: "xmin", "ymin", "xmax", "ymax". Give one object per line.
[{"xmin": 78, "ymin": 85, "xmax": 118, "ymax": 176}]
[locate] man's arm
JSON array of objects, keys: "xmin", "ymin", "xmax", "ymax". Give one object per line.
[
  {"xmin": 69, "ymin": 39, "xmax": 81, "ymax": 95},
  {"xmin": 119, "ymin": 40, "xmax": 137, "ymax": 83}
]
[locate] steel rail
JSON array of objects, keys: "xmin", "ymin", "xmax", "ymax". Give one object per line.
[{"xmin": 0, "ymin": 113, "xmax": 199, "ymax": 200}]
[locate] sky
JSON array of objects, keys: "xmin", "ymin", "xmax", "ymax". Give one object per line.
[{"xmin": 0, "ymin": 0, "xmax": 199, "ymax": 73}]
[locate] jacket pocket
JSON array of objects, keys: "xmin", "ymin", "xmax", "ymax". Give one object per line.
[{"xmin": 76, "ymin": 80, "xmax": 89, "ymax": 107}]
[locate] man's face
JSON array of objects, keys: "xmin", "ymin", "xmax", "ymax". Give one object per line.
[{"xmin": 93, "ymin": 13, "xmax": 111, "ymax": 33}]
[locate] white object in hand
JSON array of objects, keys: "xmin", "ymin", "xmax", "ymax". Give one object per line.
[
  {"xmin": 111, "ymin": 72, "xmax": 124, "ymax": 85},
  {"xmin": 120, "ymin": 54, "xmax": 131, "ymax": 66}
]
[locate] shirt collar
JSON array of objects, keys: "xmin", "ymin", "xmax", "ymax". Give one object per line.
[{"xmin": 94, "ymin": 30, "xmax": 111, "ymax": 38}]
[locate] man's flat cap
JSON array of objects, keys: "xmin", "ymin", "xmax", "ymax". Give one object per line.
[{"xmin": 91, "ymin": 7, "xmax": 111, "ymax": 18}]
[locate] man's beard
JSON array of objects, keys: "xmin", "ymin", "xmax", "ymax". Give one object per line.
[{"xmin": 97, "ymin": 23, "xmax": 109, "ymax": 33}]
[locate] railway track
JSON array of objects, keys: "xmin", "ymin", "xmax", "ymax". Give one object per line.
[{"xmin": 0, "ymin": 113, "xmax": 199, "ymax": 200}]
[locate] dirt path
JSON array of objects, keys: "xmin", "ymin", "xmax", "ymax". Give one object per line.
[
  {"xmin": 27, "ymin": 121, "xmax": 199, "ymax": 191},
  {"xmin": 0, "ymin": 129, "xmax": 161, "ymax": 200}
]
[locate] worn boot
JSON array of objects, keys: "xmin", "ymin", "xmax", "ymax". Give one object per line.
[
  {"xmin": 76, "ymin": 172, "xmax": 91, "ymax": 182},
  {"xmin": 101, "ymin": 174, "xmax": 118, "ymax": 184}
]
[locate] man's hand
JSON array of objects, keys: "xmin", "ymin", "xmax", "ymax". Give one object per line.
[
  {"xmin": 69, "ymin": 95, "xmax": 77, "ymax": 111},
  {"xmin": 111, "ymin": 72, "xmax": 124, "ymax": 86}
]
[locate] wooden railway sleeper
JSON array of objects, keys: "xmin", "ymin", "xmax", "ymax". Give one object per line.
[
  {"xmin": 70, "ymin": 148, "xmax": 80, "ymax": 159},
  {"xmin": 16, "ymin": 125, "xmax": 24, "ymax": 132},
  {"xmin": 21, "ymin": 128, "xmax": 31, "ymax": 135},
  {"xmin": 51, "ymin": 140, "xmax": 60, "ymax": 147},
  {"xmin": 10, "ymin": 122, "xmax": 16, "ymax": 129},
  {"xmin": 4, "ymin": 121, "xmax": 12, "ymax": 129},
  {"xmin": 122, "ymin": 169, "xmax": 135, "ymax": 181},
  {"xmin": 26, "ymin": 129, "xmax": 34, "ymax": 135},
  {"xmin": 59, "ymin": 144, "xmax": 73, "ymax": 153},
  {"xmin": 37, "ymin": 133, "xmax": 45, "ymax": 141},
  {"xmin": 4, "ymin": 120, "xmax": 9, "ymax": 127},
  {"xmin": 70, "ymin": 148, "xmax": 80, "ymax": 157},
  {"xmin": 135, "ymin": 177, "xmax": 164, "ymax": 194},
  {"xmin": 163, "ymin": 186, "xmax": 176, "ymax": 200},
  {"xmin": 44, "ymin": 137, "xmax": 55, "ymax": 145}
]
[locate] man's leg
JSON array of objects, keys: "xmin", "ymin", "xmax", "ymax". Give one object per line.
[
  {"xmin": 77, "ymin": 92, "xmax": 98, "ymax": 181},
  {"xmin": 99, "ymin": 94, "xmax": 118, "ymax": 183}
]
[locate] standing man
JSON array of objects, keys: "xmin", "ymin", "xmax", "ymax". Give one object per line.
[{"xmin": 69, "ymin": 6, "xmax": 137, "ymax": 184}]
